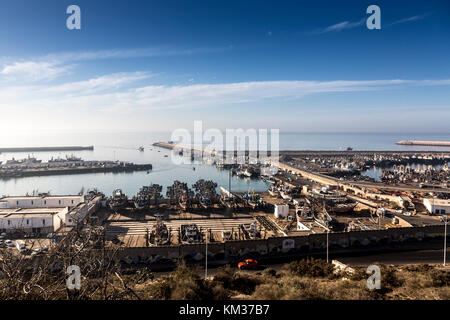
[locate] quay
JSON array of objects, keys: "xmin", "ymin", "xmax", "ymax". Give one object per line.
[
  {"xmin": 0, "ymin": 163, "xmax": 152, "ymax": 179},
  {"xmin": 0, "ymin": 146, "xmax": 94, "ymax": 153}
]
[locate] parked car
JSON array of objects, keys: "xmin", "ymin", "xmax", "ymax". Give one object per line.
[
  {"xmin": 238, "ymin": 258, "xmax": 258, "ymax": 270},
  {"xmin": 5, "ymin": 239, "xmax": 14, "ymax": 247},
  {"xmin": 31, "ymin": 249, "xmax": 42, "ymax": 256}
]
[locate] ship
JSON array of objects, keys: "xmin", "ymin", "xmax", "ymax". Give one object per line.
[
  {"xmin": 279, "ymin": 186, "xmax": 293, "ymax": 201},
  {"xmin": 178, "ymin": 190, "xmax": 189, "ymax": 211},
  {"xmin": 219, "ymin": 186, "xmax": 235, "ymax": 208},
  {"xmin": 138, "ymin": 146, "xmax": 144, "ymax": 152},
  {"xmin": 180, "ymin": 224, "xmax": 203, "ymax": 244},
  {"xmin": 148, "ymin": 219, "xmax": 170, "ymax": 246},
  {"xmin": 243, "ymin": 190, "xmax": 261, "ymax": 209},
  {"xmin": 48, "ymin": 154, "xmax": 82, "ymax": 163},
  {"xmin": 5, "ymin": 155, "xmax": 42, "ymax": 165},
  {"xmin": 133, "ymin": 186, "xmax": 151, "ymax": 210},
  {"xmin": 241, "ymin": 222, "xmax": 261, "ymax": 239},
  {"xmin": 331, "ymin": 202, "xmax": 357, "ymax": 213},
  {"xmin": 313, "ymin": 207, "xmax": 337, "ymax": 230},
  {"xmin": 193, "ymin": 179, "xmax": 217, "ymax": 210},
  {"xmin": 109, "ymin": 189, "xmax": 128, "ymax": 211},
  {"xmin": 199, "ymin": 196, "xmax": 212, "ymax": 210},
  {"xmin": 268, "ymin": 186, "xmax": 279, "ymax": 197}
]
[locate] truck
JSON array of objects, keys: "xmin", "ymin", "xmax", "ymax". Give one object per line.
[{"xmin": 15, "ymin": 240, "xmax": 26, "ymax": 252}]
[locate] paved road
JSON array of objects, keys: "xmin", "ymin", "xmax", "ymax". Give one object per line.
[{"xmin": 337, "ymin": 248, "xmax": 449, "ymax": 267}]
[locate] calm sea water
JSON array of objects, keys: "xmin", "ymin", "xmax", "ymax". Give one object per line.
[{"xmin": 1, "ymin": 132, "xmax": 449, "ymax": 197}]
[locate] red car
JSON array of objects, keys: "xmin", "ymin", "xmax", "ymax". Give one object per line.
[{"xmin": 238, "ymin": 259, "xmax": 258, "ymax": 270}]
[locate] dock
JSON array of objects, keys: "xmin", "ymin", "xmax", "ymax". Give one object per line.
[
  {"xmin": 0, "ymin": 146, "xmax": 94, "ymax": 153},
  {"xmin": 0, "ymin": 163, "xmax": 152, "ymax": 179}
]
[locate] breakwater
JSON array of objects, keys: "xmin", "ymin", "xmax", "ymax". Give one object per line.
[
  {"xmin": 0, "ymin": 146, "xmax": 94, "ymax": 153},
  {"xmin": 397, "ymin": 140, "xmax": 450, "ymax": 147}
]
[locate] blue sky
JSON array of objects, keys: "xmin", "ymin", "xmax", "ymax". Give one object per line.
[{"xmin": 0, "ymin": 0, "xmax": 449, "ymax": 134}]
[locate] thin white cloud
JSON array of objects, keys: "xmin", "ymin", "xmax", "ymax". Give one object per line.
[
  {"xmin": 43, "ymin": 72, "xmax": 151, "ymax": 95},
  {"xmin": 0, "ymin": 46, "xmax": 232, "ymax": 82},
  {"xmin": 311, "ymin": 18, "xmax": 365, "ymax": 34},
  {"xmin": 0, "ymin": 61, "xmax": 72, "ymax": 81},
  {"xmin": 1, "ymin": 77, "xmax": 449, "ymax": 115},
  {"xmin": 388, "ymin": 13, "xmax": 431, "ymax": 26}
]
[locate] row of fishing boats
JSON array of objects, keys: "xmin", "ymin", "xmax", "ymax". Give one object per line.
[{"xmin": 107, "ymin": 180, "xmax": 267, "ymax": 212}]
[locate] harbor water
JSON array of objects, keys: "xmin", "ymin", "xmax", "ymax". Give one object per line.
[{"xmin": 1, "ymin": 131, "xmax": 450, "ymax": 197}]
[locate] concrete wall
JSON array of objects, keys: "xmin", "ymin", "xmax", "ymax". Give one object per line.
[{"xmin": 114, "ymin": 224, "xmax": 447, "ymax": 260}]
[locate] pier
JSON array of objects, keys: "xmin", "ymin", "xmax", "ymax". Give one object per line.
[{"xmin": 0, "ymin": 146, "xmax": 94, "ymax": 153}]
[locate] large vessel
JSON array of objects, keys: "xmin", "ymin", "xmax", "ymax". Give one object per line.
[
  {"xmin": 109, "ymin": 189, "xmax": 128, "ymax": 211},
  {"xmin": 5, "ymin": 155, "xmax": 42, "ymax": 166}
]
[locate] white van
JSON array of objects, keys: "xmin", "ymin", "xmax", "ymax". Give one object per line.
[{"xmin": 15, "ymin": 240, "xmax": 26, "ymax": 252}]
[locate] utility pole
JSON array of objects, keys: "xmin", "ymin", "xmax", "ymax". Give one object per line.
[
  {"xmin": 444, "ymin": 216, "xmax": 448, "ymax": 267},
  {"xmin": 229, "ymin": 169, "xmax": 231, "ymax": 193},
  {"xmin": 326, "ymin": 229, "xmax": 329, "ymax": 263},
  {"xmin": 205, "ymin": 229, "xmax": 209, "ymax": 280}
]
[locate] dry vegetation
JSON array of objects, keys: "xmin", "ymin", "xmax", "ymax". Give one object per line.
[{"xmin": 0, "ymin": 228, "xmax": 448, "ymax": 301}]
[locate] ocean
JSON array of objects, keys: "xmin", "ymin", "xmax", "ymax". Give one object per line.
[{"xmin": 1, "ymin": 131, "xmax": 449, "ymax": 197}]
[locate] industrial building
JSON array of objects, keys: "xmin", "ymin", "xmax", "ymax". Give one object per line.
[
  {"xmin": 0, "ymin": 195, "xmax": 99, "ymax": 234},
  {"xmin": 423, "ymin": 198, "xmax": 450, "ymax": 215}
]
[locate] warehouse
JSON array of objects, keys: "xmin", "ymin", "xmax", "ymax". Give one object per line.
[
  {"xmin": 423, "ymin": 198, "xmax": 450, "ymax": 215},
  {"xmin": 0, "ymin": 195, "xmax": 98, "ymax": 234}
]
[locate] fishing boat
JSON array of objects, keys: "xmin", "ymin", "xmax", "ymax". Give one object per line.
[
  {"xmin": 268, "ymin": 186, "xmax": 279, "ymax": 197},
  {"xmin": 179, "ymin": 191, "xmax": 188, "ymax": 211},
  {"xmin": 331, "ymin": 202, "xmax": 357, "ymax": 213},
  {"xmin": 109, "ymin": 189, "xmax": 128, "ymax": 211},
  {"xmin": 181, "ymin": 224, "xmax": 203, "ymax": 244},
  {"xmin": 312, "ymin": 203, "xmax": 337, "ymax": 230},
  {"xmin": 148, "ymin": 219, "xmax": 170, "ymax": 246},
  {"xmin": 279, "ymin": 186, "xmax": 293, "ymax": 201},
  {"xmin": 243, "ymin": 190, "xmax": 261, "ymax": 209},
  {"xmin": 134, "ymin": 186, "xmax": 150, "ymax": 210},
  {"xmin": 193, "ymin": 179, "xmax": 217, "ymax": 210},
  {"xmin": 219, "ymin": 186, "xmax": 235, "ymax": 208},
  {"xmin": 199, "ymin": 196, "xmax": 212, "ymax": 209}
]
